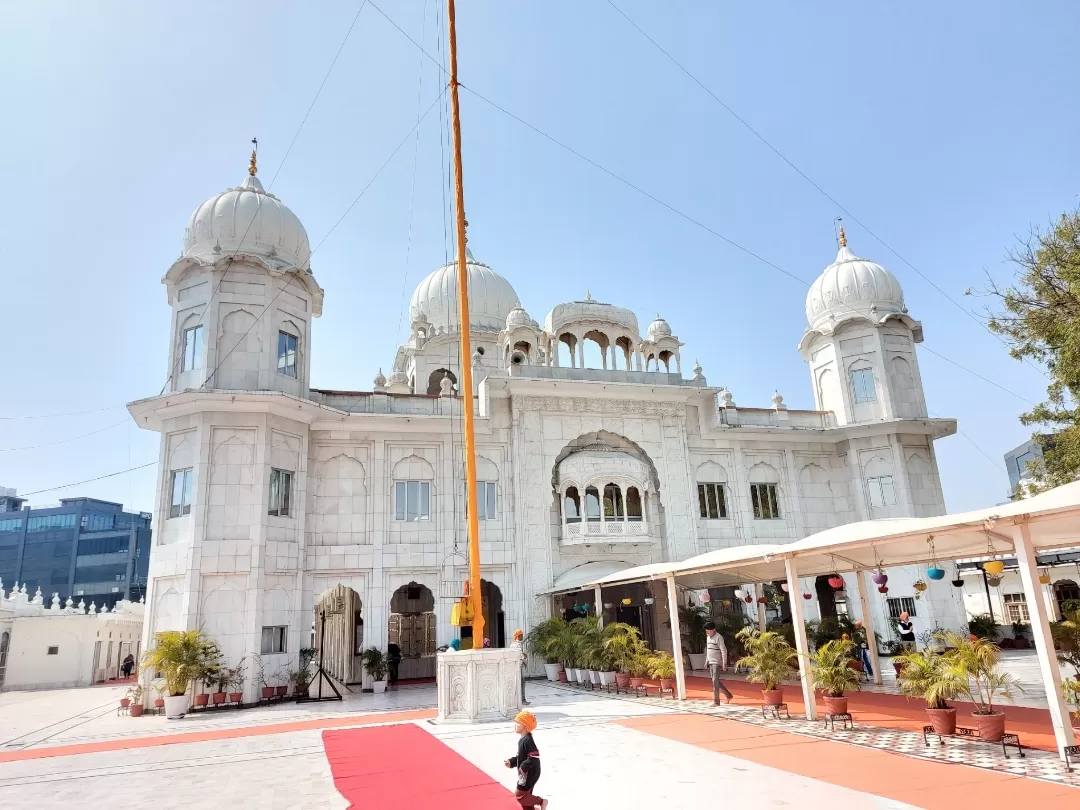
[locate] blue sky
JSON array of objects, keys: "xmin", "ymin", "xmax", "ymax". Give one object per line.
[{"xmin": 1, "ymin": 1, "xmax": 1076, "ymax": 515}]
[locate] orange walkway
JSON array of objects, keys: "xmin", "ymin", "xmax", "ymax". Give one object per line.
[
  {"xmin": 617, "ymin": 712, "xmax": 1079, "ymax": 807},
  {"xmin": 663, "ymin": 674, "xmax": 1080, "ymax": 753},
  {"xmin": 0, "ymin": 707, "xmax": 437, "ymax": 763}
]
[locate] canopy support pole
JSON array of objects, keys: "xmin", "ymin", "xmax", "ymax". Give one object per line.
[
  {"xmin": 756, "ymin": 583, "xmax": 766, "ymax": 631},
  {"xmin": 856, "ymin": 570, "xmax": 883, "ymax": 686},
  {"xmin": 594, "ymin": 586, "xmax": 604, "ymax": 628},
  {"xmin": 666, "ymin": 575, "xmax": 687, "ymax": 700},
  {"xmin": 1013, "ymin": 522, "xmax": 1076, "ymax": 759},
  {"xmin": 785, "ymin": 558, "xmax": 816, "ymax": 720}
]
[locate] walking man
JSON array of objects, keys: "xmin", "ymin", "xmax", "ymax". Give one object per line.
[{"xmin": 704, "ymin": 622, "xmax": 732, "ymax": 705}]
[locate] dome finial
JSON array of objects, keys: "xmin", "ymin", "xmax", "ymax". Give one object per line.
[
  {"xmin": 249, "ymin": 137, "xmax": 258, "ymax": 176},
  {"xmin": 836, "ymin": 219, "xmax": 847, "ymax": 248}
]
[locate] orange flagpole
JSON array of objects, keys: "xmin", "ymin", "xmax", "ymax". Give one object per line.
[{"xmin": 446, "ymin": 0, "xmax": 484, "ymax": 646}]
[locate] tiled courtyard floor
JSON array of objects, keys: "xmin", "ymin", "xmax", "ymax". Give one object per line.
[{"xmin": 0, "ymin": 679, "xmax": 1075, "ymax": 808}]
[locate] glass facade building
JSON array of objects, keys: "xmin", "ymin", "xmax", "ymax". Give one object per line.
[{"xmin": 0, "ymin": 494, "xmax": 151, "ymax": 609}]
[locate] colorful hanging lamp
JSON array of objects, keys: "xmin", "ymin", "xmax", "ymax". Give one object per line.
[
  {"xmin": 1039, "ymin": 568, "xmax": 1052, "ymax": 585},
  {"xmin": 828, "ymin": 574, "xmax": 845, "ymax": 589},
  {"xmin": 877, "ymin": 585, "xmax": 889, "ymax": 595},
  {"xmin": 951, "ymin": 564, "xmax": 964, "ymax": 588},
  {"xmin": 982, "ymin": 531, "xmax": 1005, "ymax": 576},
  {"xmin": 986, "ymin": 574, "xmax": 1002, "ymax": 588},
  {"xmin": 780, "ymin": 583, "xmax": 790, "ymax": 592},
  {"xmin": 926, "ymin": 535, "xmax": 945, "ymax": 580}
]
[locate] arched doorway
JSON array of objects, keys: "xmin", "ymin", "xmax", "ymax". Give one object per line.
[
  {"xmin": 1054, "ymin": 579, "xmax": 1080, "ymax": 614},
  {"xmin": 313, "ymin": 585, "xmax": 364, "ymax": 685},
  {"xmin": 389, "ymin": 582, "xmax": 436, "ymax": 681}
]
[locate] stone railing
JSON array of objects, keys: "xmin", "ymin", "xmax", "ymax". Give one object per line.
[{"xmin": 563, "ymin": 520, "xmax": 649, "ymax": 544}]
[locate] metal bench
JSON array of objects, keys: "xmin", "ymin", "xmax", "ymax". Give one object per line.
[{"xmin": 922, "ymin": 725, "xmax": 1025, "ymax": 759}]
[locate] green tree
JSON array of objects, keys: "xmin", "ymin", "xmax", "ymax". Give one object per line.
[{"xmin": 984, "ymin": 210, "xmax": 1080, "ymax": 492}]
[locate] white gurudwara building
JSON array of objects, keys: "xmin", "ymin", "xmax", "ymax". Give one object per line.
[{"xmin": 128, "ymin": 160, "xmax": 963, "ymax": 697}]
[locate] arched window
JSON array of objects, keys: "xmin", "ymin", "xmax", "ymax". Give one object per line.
[
  {"xmin": 564, "ymin": 487, "xmax": 581, "ymax": 522},
  {"xmin": 603, "ymin": 483, "xmax": 624, "ymax": 518},
  {"xmin": 626, "ymin": 487, "xmax": 642, "ymax": 521},
  {"xmin": 850, "ymin": 364, "xmax": 876, "ymax": 404},
  {"xmin": 585, "ymin": 486, "xmax": 601, "ymax": 522}
]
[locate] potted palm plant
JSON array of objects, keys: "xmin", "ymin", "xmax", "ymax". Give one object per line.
[
  {"xmin": 628, "ymin": 651, "xmax": 651, "ymax": 689},
  {"xmin": 142, "ymin": 630, "xmax": 220, "ymax": 719},
  {"xmin": 679, "ymin": 604, "xmax": 710, "ymax": 672},
  {"xmin": 938, "ymin": 631, "xmax": 1021, "ymax": 742},
  {"xmin": 526, "ymin": 618, "xmax": 567, "ymax": 682},
  {"xmin": 126, "ymin": 684, "xmax": 145, "ymax": 717},
  {"xmin": 894, "ymin": 646, "xmax": 964, "ymax": 734},
  {"xmin": 603, "ymin": 623, "xmax": 644, "ymax": 688},
  {"xmin": 807, "ymin": 638, "xmax": 860, "ymax": 715},
  {"xmin": 736, "ymin": 627, "xmax": 797, "ymax": 706},
  {"xmin": 648, "ymin": 651, "xmax": 678, "ymax": 692},
  {"xmin": 362, "ymin": 647, "xmax": 388, "ymax": 693}
]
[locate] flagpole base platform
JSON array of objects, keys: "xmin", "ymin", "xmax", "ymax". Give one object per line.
[{"xmin": 436, "ymin": 649, "xmax": 522, "ymax": 724}]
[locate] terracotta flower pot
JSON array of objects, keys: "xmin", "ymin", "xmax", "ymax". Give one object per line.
[
  {"xmin": 762, "ymin": 688, "xmax": 783, "ymax": 706},
  {"xmin": 275, "ymin": 685, "xmax": 288, "ymax": 697},
  {"xmin": 193, "ymin": 694, "xmax": 209, "ymax": 707},
  {"xmin": 557, "ymin": 670, "xmax": 568, "ymax": 682},
  {"xmin": 229, "ymin": 692, "xmax": 244, "ymax": 703},
  {"xmin": 893, "ymin": 661, "xmax": 904, "ymax": 676},
  {"xmin": 261, "ymin": 687, "xmax": 275, "ymax": 699},
  {"xmin": 926, "ymin": 707, "xmax": 957, "ymax": 735},
  {"xmin": 120, "ymin": 698, "xmax": 131, "ymax": 708},
  {"xmin": 822, "ymin": 695, "xmax": 848, "ymax": 715},
  {"xmin": 973, "ymin": 712, "xmax": 1006, "ymax": 742},
  {"xmin": 615, "ymin": 672, "xmax": 631, "ymax": 688},
  {"xmin": 659, "ymin": 677, "xmax": 675, "ymax": 691},
  {"xmin": 629, "ymin": 677, "xmax": 644, "ymax": 688},
  {"xmin": 211, "ymin": 692, "xmax": 227, "ymax": 705},
  {"xmin": 154, "ymin": 698, "xmax": 165, "ymax": 709},
  {"xmin": 129, "ymin": 703, "xmax": 144, "ymax": 717}
]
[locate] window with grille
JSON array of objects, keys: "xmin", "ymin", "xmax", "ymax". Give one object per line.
[
  {"xmin": 698, "ymin": 483, "xmax": 728, "ymax": 519},
  {"xmin": 750, "ymin": 483, "xmax": 780, "ymax": 519},
  {"xmin": 395, "ymin": 481, "xmax": 431, "ymax": 521},
  {"xmin": 181, "ymin": 325, "xmax": 203, "ymax": 372},
  {"xmin": 886, "ymin": 597, "xmax": 917, "ymax": 618},
  {"xmin": 851, "ymin": 368, "xmax": 876, "ymax": 403},
  {"xmin": 268, "ymin": 469, "xmax": 293, "ymax": 517},
  {"xmin": 1003, "ymin": 593, "xmax": 1030, "ymax": 624},
  {"xmin": 260, "ymin": 626, "xmax": 287, "ymax": 654},
  {"xmin": 464, "ymin": 482, "xmax": 497, "ymax": 520},
  {"xmin": 277, "ymin": 331, "xmax": 298, "ymax": 378},
  {"xmin": 867, "ymin": 476, "xmax": 897, "ymax": 508}
]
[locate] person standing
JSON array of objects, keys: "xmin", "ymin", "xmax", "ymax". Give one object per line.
[
  {"xmin": 898, "ymin": 612, "xmax": 916, "ymax": 652},
  {"xmin": 704, "ymin": 622, "xmax": 732, "ymax": 705},
  {"xmin": 386, "ymin": 643, "xmax": 402, "ymax": 689},
  {"xmin": 504, "ymin": 710, "xmax": 547, "ymax": 809},
  {"xmin": 510, "ymin": 629, "xmax": 529, "ymax": 705}
]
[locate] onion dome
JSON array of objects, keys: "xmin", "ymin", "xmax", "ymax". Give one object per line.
[
  {"xmin": 409, "ymin": 248, "xmax": 520, "ymax": 333},
  {"xmin": 647, "ymin": 315, "xmax": 673, "ymax": 340},
  {"xmin": 805, "ymin": 227, "xmax": 905, "ymax": 331}
]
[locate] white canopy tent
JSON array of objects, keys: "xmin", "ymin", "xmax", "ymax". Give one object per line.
[{"xmin": 578, "ymin": 481, "xmax": 1080, "ymax": 758}]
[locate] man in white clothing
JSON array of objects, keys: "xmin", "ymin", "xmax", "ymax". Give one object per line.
[{"xmin": 704, "ymin": 622, "xmax": 732, "ymax": 704}]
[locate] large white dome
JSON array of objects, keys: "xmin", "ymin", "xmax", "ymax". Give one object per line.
[
  {"xmin": 409, "ymin": 250, "xmax": 520, "ymax": 333},
  {"xmin": 183, "ymin": 168, "xmax": 310, "ymax": 269},
  {"xmin": 805, "ymin": 238, "xmax": 905, "ymax": 330}
]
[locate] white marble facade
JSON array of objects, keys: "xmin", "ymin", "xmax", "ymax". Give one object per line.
[{"xmin": 129, "ymin": 169, "xmax": 964, "ymax": 698}]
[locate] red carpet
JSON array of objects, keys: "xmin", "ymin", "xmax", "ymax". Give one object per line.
[{"xmin": 322, "ymin": 723, "xmax": 519, "ymax": 808}]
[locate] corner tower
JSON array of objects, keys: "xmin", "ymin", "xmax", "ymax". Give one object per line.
[
  {"xmin": 162, "ymin": 150, "xmax": 323, "ymax": 396},
  {"xmin": 799, "ymin": 227, "xmax": 927, "ymax": 426}
]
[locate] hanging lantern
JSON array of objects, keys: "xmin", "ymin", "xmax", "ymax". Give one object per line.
[
  {"xmin": 622, "ymin": 597, "xmax": 632, "ymax": 606},
  {"xmin": 744, "ymin": 595, "xmax": 753, "ymax": 604},
  {"xmin": 927, "ymin": 567, "xmax": 945, "ymax": 581},
  {"xmin": 1039, "ymin": 570, "xmax": 1052, "ymax": 585},
  {"xmin": 871, "ymin": 571, "xmax": 888, "ymax": 586},
  {"xmin": 780, "ymin": 583, "xmax": 790, "ymax": 592},
  {"xmin": 803, "ymin": 592, "xmax": 813, "ymax": 600},
  {"xmin": 925, "ymin": 536, "xmax": 945, "ymax": 581},
  {"xmin": 828, "ymin": 575, "xmax": 845, "ymax": 589},
  {"xmin": 983, "ymin": 560, "xmax": 1004, "ymax": 576},
  {"xmin": 913, "ymin": 580, "xmax": 928, "ymax": 593},
  {"xmin": 644, "ymin": 597, "xmax": 655, "ymax": 606},
  {"xmin": 698, "ymin": 590, "xmax": 711, "ymax": 603},
  {"xmin": 734, "ymin": 589, "xmax": 745, "ymax": 599},
  {"xmin": 877, "ymin": 585, "xmax": 889, "ymax": 594},
  {"xmin": 986, "ymin": 575, "xmax": 1002, "ymax": 587},
  {"xmin": 951, "ymin": 578, "xmax": 964, "ymax": 588},
  {"xmin": 721, "ymin": 599, "xmax": 731, "ymax": 607}
]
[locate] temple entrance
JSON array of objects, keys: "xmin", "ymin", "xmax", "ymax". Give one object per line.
[
  {"xmin": 314, "ymin": 585, "xmax": 364, "ymax": 685},
  {"xmin": 388, "ymin": 582, "xmax": 436, "ymax": 681},
  {"xmin": 460, "ymin": 579, "xmax": 505, "ymax": 649}
]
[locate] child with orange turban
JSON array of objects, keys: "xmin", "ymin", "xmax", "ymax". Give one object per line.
[{"xmin": 505, "ymin": 710, "xmax": 547, "ymax": 808}]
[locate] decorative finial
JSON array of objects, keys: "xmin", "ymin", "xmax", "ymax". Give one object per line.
[
  {"xmin": 373, "ymin": 368, "xmax": 387, "ymax": 392},
  {"xmin": 585, "ymin": 290, "xmax": 592, "ymax": 301},
  {"xmin": 771, "ymin": 390, "xmax": 787, "ymax": 410},
  {"xmin": 720, "ymin": 388, "xmax": 735, "ymax": 408},
  {"xmin": 440, "ymin": 374, "xmax": 455, "ymax": 397},
  {"xmin": 837, "ymin": 222, "xmax": 847, "ymax": 248},
  {"xmin": 692, "ymin": 360, "xmax": 703, "ymax": 381},
  {"xmin": 249, "ymin": 137, "xmax": 258, "ymax": 176}
]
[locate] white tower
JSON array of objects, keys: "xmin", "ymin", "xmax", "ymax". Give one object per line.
[
  {"xmin": 800, "ymin": 227, "xmax": 927, "ymax": 426},
  {"xmin": 162, "ymin": 150, "xmax": 323, "ymax": 396}
]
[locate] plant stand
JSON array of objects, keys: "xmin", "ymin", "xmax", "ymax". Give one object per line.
[
  {"xmin": 823, "ymin": 713, "xmax": 853, "ymax": 731},
  {"xmin": 761, "ymin": 703, "xmax": 791, "ymax": 720},
  {"xmin": 922, "ymin": 725, "xmax": 1025, "ymax": 759},
  {"xmin": 116, "ymin": 704, "xmax": 130, "ymax": 717},
  {"xmin": 1064, "ymin": 745, "xmax": 1080, "ymax": 772}
]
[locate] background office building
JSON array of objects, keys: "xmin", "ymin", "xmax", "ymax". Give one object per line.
[{"xmin": 0, "ymin": 491, "xmax": 151, "ymax": 609}]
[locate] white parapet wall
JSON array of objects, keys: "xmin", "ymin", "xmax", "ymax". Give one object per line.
[
  {"xmin": 436, "ymin": 648, "xmax": 522, "ymax": 723},
  {"xmin": 0, "ymin": 583, "xmax": 145, "ymax": 691}
]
